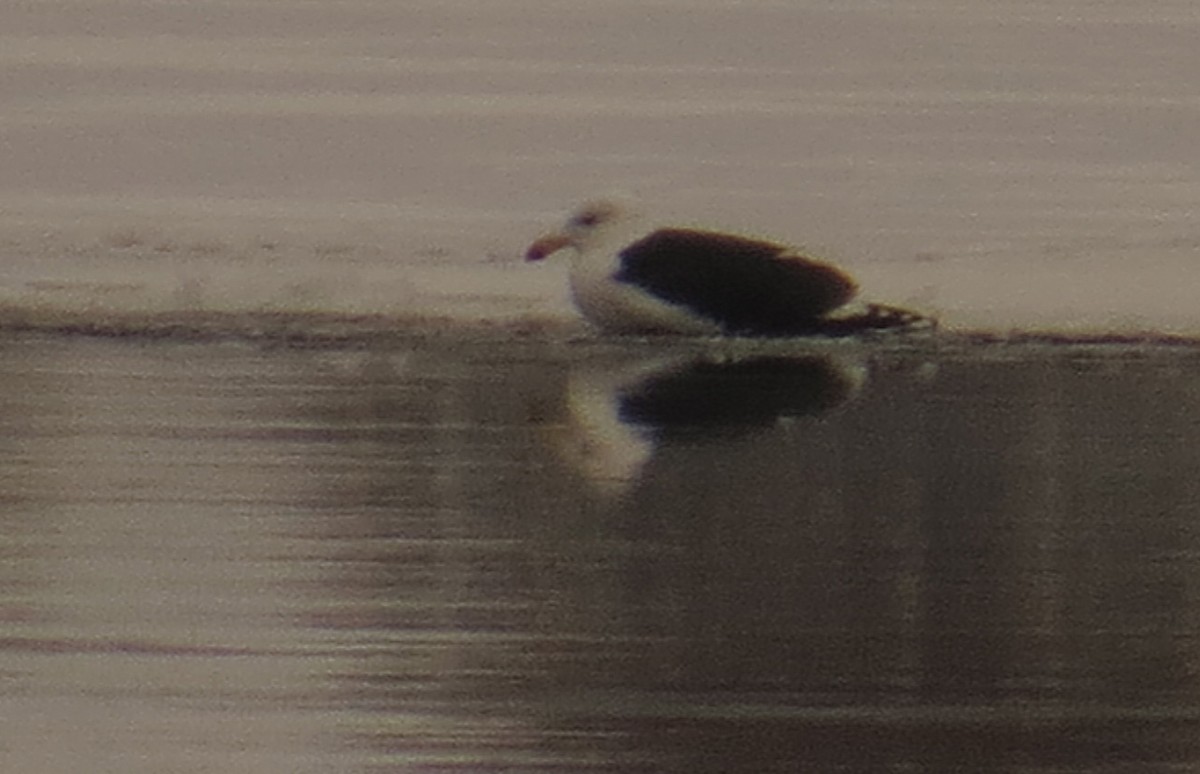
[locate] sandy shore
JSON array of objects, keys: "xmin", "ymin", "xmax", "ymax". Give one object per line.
[{"xmin": 3, "ymin": 1, "xmax": 1199, "ymax": 337}]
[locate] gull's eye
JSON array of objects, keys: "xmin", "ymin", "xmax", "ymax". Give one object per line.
[{"xmin": 572, "ymin": 211, "xmax": 601, "ymax": 227}]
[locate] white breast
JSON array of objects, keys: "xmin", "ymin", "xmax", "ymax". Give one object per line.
[{"xmin": 568, "ymin": 249, "xmax": 721, "ymax": 335}]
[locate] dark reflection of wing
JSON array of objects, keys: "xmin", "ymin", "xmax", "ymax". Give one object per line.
[
  {"xmin": 617, "ymin": 355, "xmax": 863, "ymax": 437},
  {"xmin": 551, "ymin": 352, "xmax": 865, "ymax": 494}
]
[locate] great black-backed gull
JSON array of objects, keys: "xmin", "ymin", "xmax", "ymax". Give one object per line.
[{"xmin": 525, "ymin": 198, "xmax": 931, "ymax": 336}]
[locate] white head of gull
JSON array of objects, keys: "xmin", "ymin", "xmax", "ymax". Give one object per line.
[{"xmin": 526, "ymin": 198, "xmax": 926, "ymax": 337}]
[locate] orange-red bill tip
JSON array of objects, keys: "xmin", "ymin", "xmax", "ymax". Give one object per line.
[{"xmin": 525, "ymin": 233, "xmax": 572, "ymax": 262}]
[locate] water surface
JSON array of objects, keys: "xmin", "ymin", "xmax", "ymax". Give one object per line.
[
  {"xmin": 4, "ymin": 332, "xmax": 1200, "ymax": 772},
  {"xmin": 3, "ymin": 3, "xmax": 1200, "ymax": 769}
]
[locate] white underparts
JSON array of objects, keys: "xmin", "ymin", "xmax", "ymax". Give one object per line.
[{"xmin": 567, "ymin": 248, "xmax": 721, "ymax": 334}]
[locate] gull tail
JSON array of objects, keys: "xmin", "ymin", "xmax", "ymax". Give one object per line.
[{"xmin": 817, "ymin": 303, "xmax": 938, "ymax": 336}]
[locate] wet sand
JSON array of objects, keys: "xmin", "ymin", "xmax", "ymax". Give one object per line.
[
  {"xmin": 3, "ymin": 332, "xmax": 1200, "ymax": 772},
  {"xmin": 3, "ymin": 1, "xmax": 1200, "ymax": 335}
]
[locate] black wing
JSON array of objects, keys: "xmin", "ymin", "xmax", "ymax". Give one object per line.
[{"xmin": 614, "ymin": 229, "xmax": 858, "ymax": 335}]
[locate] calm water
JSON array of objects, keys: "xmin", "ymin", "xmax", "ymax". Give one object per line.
[
  {"xmin": 3, "ymin": 331, "xmax": 1200, "ymax": 772},
  {"xmin": 4, "ymin": 2, "xmax": 1200, "ymax": 769}
]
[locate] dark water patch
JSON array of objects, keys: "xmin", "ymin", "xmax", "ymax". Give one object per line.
[{"xmin": 4, "ymin": 334, "xmax": 1200, "ymax": 772}]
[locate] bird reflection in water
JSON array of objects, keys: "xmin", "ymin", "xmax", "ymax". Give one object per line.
[{"xmin": 546, "ymin": 351, "xmax": 866, "ymax": 494}]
